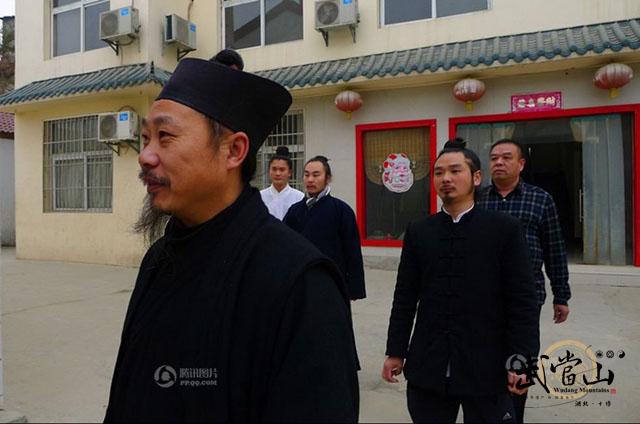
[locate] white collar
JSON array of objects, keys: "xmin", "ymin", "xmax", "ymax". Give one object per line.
[
  {"xmin": 442, "ymin": 203, "xmax": 474, "ymax": 223},
  {"xmin": 306, "ymin": 185, "xmax": 331, "ymax": 206},
  {"xmin": 269, "ymin": 184, "xmax": 290, "ymax": 195},
  {"xmin": 307, "ymin": 185, "xmax": 330, "ymax": 199}
]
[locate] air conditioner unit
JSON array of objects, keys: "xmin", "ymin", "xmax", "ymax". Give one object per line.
[
  {"xmin": 98, "ymin": 111, "xmax": 138, "ymax": 143},
  {"xmin": 164, "ymin": 14, "xmax": 197, "ymax": 52},
  {"xmin": 100, "ymin": 6, "xmax": 139, "ymax": 43},
  {"xmin": 315, "ymin": 0, "xmax": 358, "ymax": 30}
]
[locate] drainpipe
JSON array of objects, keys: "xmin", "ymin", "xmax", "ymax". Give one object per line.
[{"xmin": 188, "ymin": 0, "xmax": 194, "ymax": 22}]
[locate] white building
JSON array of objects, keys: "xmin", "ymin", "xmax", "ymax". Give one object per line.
[{"xmin": 0, "ymin": 0, "xmax": 638, "ymax": 267}]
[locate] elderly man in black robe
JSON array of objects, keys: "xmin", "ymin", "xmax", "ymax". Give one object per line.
[
  {"xmin": 104, "ymin": 50, "xmax": 359, "ymax": 422},
  {"xmin": 382, "ymin": 140, "xmax": 540, "ymax": 423}
]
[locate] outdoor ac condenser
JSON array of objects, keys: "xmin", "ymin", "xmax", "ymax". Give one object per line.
[
  {"xmin": 315, "ymin": 0, "xmax": 359, "ymax": 30},
  {"xmin": 98, "ymin": 112, "xmax": 138, "ymax": 143},
  {"xmin": 100, "ymin": 6, "xmax": 139, "ymax": 43},
  {"xmin": 164, "ymin": 14, "xmax": 197, "ymax": 52}
]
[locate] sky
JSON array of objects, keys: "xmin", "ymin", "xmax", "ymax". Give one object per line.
[{"xmin": 0, "ymin": 0, "xmax": 15, "ymax": 18}]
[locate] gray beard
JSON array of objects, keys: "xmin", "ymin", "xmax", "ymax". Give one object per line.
[{"xmin": 133, "ymin": 194, "xmax": 171, "ymax": 246}]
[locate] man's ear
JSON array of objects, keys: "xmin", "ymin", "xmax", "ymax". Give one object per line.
[
  {"xmin": 224, "ymin": 132, "xmax": 250, "ymax": 171},
  {"xmin": 473, "ymin": 170, "xmax": 482, "ymax": 187}
]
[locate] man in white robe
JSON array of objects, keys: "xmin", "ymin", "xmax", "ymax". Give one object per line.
[{"xmin": 260, "ymin": 146, "xmax": 304, "ymax": 220}]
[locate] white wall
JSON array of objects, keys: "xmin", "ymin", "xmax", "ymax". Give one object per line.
[
  {"xmin": 15, "ymin": 0, "xmax": 221, "ymax": 87},
  {"xmin": 294, "ymin": 64, "xmax": 640, "ymax": 258},
  {"xmin": 12, "ymin": 61, "xmax": 639, "ymax": 265},
  {"xmin": 13, "ymin": 92, "xmax": 152, "ymax": 266},
  {"xmin": 237, "ymin": 0, "xmax": 640, "ymax": 72},
  {"xmin": 9, "ymin": 0, "xmax": 640, "ymax": 265},
  {"xmin": 15, "ymin": 0, "xmax": 640, "ymax": 86}
]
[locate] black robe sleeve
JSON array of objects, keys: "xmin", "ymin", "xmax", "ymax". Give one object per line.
[
  {"xmin": 263, "ymin": 265, "xmax": 359, "ymax": 423},
  {"xmin": 339, "ymin": 203, "xmax": 366, "ymax": 300},
  {"xmin": 385, "ymin": 222, "xmax": 421, "ymax": 358},
  {"xmin": 500, "ymin": 219, "xmax": 541, "ymax": 362},
  {"xmin": 282, "ymin": 202, "xmax": 300, "ymax": 230}
]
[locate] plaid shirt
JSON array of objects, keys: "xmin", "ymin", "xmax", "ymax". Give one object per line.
[{"xmin": 478, "ymin": 181, "xmax": 571, "ymax": 306}]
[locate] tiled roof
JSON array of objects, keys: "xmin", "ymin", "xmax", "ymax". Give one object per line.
[
  {"xmin": 0, "ymin": 18, "xmax": 638, "ymax": 107},
  {"xmin": 256, "ymin": 18, "xmax": 640, "ymax": 89},
  {"xmin": 0, "ymin": 112, "xmax": 14, "ymax": 134},
  {"xmin": 0, "ymin": 63, "xmax": 171, "ymax": 106}
]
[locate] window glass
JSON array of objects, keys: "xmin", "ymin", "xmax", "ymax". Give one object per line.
[
  {"xmin": 362, "ymin": 126, "xmax": 430, "ymax": 240},
  {"xmin": 87, "ymin": 155, "xmax": 113, "ymax": 209},
  {"xmin": 53, "ymin": 8, "xmax": 81, "ymax": 56},
  {"xmin": 265, "ymin": 0, "xmax": 302, "ymax": 45},
  {"xmin": 54, "ymin": 158, "xmax": 85, "ymax": 210},
  {"xmin": 84, "ymin": 1, "xmax": 110, "ymax": 51},
  {"xmin": 385, "ymin": 0, "xmax": 431, "ymax": 25},
  {"xmin": 436, "ymin": 0, "xmax": 488, "ymax": 17},
  {"xmin": 225, "ymin": 1, "xmax": 261, "ymax": 49}
]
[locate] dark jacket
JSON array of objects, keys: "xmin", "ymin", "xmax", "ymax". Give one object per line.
[
  {"xmin": 105, "ymin": 187, "xmax": 359, "ymax": 422},
  {"xmin": 385, "ymin": 208, "xmax": 540, "ymax": 396},
  {"xmin": 284, "ymin": 194, "xmax": 366, "ymax": 300}
]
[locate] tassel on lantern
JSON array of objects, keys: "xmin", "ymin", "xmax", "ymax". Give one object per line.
[{"xmin": 453, "ymin": 78, "xmax": 486, "ymax": 111}]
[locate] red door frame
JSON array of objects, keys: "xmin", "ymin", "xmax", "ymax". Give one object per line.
[
  {"xmin": 449, "ymin": 104, "xmax": 640, "ymax": 266},
  {"xmin": 356, "ymin": 119, "xmax": 437, "ymax": 247}
]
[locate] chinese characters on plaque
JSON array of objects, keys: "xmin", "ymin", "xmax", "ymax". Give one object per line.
[{"xmin": 511, "ymin": 91, "xmax": 562, "ymax": 112}]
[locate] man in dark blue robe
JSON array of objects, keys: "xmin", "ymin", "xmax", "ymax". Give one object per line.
[{"xmin": 284, "ymin": 156, "xmax": 366, "ymax": 301}]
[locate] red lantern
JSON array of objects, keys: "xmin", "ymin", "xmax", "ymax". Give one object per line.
[
  {"xmin": 453, "ymin": 78, "xmax": 486, "ymax": 111},
  {"xmin": 594, "ymin": 63, "xmax": 633, "ymax": 98},
  {"xmin": 335, "ymin": 90, "xmax": 363, "ymax": 119}
]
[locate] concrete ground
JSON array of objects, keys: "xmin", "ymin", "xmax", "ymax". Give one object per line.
[{"xmin": 1, "ymin": 246, "xmax": 639, "ymax": 423}]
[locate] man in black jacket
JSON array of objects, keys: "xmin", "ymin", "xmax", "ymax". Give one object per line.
[
  {"xmin": 382, "ymin": 140, "xmax": 540, "ymax": 423},
  {"xmin": 105, "ymin": 51, "xmax": 359, "ymax": 422}
]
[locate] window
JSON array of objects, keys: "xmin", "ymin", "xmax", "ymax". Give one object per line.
[
  {"xmin": 44, "ymin": 116, "xmax": 113, "ymax": 212},
  {"xmin": 223, "ymin": 0, "xmax": 303, "ymax": 49},
  {"xmin": 356, "ymin": 121, "xmax": 436, "ymax": 246},
  {"xmin": 381, "ymin": 0, "xmax": 488, "ymax": 25},
  {"xmin": 254, "ymin": 110, "xmax": 305, "ymax": 191},
  {"xmin": 52, "ymin": 0, "xmax": 110, "ymax": 57}
]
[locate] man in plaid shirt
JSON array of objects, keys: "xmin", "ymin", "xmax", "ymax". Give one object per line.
[{"xmin": 477, "ymin": 138, "xmax": 572, "ymax": 423}]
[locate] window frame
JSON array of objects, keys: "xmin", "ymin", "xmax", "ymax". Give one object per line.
[
  {"xmin": 44, "ymin": 114, "xmax": 114, "ymax": 213},
  {"xmin": 355, "ymin": 119, "xmax": 437, "ymax": 248},
  {"xmin": 51, "ymin": 0, "xmax": 110, "ymax": 57},
  {"xmin": 380, "ymin": 0, "xmax": 491, "ymax": 27},
  {"xmin": 222, "ymin": 0, "xmax": 303, "ymax": 50}
]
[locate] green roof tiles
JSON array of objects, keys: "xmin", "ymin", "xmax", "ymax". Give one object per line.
[
  {"xmin": 1, "ymin": 18, "xmax": 638, "ymax": 107},
  {"xmin": 0, "ymin": 63, "xmax": 171, "ymax": 106},
  {"xmin": 256, "ymin": 18, "xmax": 640, "ymax": 88}
]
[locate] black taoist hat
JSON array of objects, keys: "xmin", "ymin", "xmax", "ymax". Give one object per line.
[{"xmin": 156, "ymin": 54, "xmax": 292, "ymax": 153}]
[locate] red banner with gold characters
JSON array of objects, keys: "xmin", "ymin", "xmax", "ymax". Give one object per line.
[{"xmin": 511, "ymin": 91, "xmax": 562, "ymax": 112}]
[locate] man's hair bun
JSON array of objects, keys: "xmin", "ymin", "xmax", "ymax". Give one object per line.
[
  {"xmin": 211, "ymin": 49, "xmax": 244, "ymax": 71},
  {"xmin": 275, "ymin": 146, "xmax": 290, "ymax": 157},
  {"xmin": 443, "ymin": 137, "xmax": 466, "ymax": 151}
]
